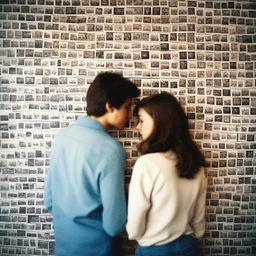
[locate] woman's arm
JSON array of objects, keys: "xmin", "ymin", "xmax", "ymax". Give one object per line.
[
  {"xmin": 190, "ymin": 172, "xmax": 208, "ymax": 238},
  {"xmin": 126, "ymin": 158, "xmax": 153, "ymax": 240}
]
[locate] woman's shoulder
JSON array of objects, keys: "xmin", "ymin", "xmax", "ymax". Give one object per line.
[
  {"xmin": 133, "ymin": 153, "xmax": 163, "ymax": 181},
  {"xmin": 133, "ymin": 153, "xmax": 158, "ymax": 170},
  {"xmin": 136, "ymin": 152, "xmax": 162, "ymax": 163},
  {"xmin": 135, "ymin": 151, "xmax": 177, "ymax": 170},
  {"xmin": 138, "ymin": 151, "xmax": 176, "ymax": 162}
]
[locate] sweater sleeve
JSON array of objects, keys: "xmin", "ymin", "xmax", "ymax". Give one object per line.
[
  {"xmin": 126, "ymin": 158, "xmax": 154, "ymax": 240},
  {"xmin": 190, "ymin": 172, "xmax": 208, "ymax": 238},
  {"xmin": 99, "ymin": 145, "xmax": 127, "ymax": 237}
]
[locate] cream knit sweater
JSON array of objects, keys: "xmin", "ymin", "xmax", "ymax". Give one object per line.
[{"xmin": 126, "ymin": 151, "xmax": 207, "ymax": 246}]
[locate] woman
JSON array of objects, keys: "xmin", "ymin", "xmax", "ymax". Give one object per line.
[{"xmin": 126, "ymin": 92, "xmax": 207, "ymax": 256}]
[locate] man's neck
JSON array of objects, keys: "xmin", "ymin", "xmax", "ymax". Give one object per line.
[{"xmin": 90, "ymin": 115, "xmax": 110, "ymax": 130}]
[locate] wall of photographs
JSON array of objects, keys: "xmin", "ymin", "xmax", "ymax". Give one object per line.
[{"xmin": 0, "ymin": 0, "xmax": 256, "ymax": 255}]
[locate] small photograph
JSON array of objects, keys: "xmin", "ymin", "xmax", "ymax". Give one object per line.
[
  {"xmin": 114, "ymin": 53, "xmax": 124, "ymax": 59},
  {"xmin": 214, "ymin": 107, "xmax": 222, "ymax": 114},
  {"xmin": 151, "ymin": 52, "xmax": 160, "ymax": 59},
  {"xmin": 124, "ymin": 33, "xmax": 131, "ymax": 41},
  {"xmin": 106, "ymin": 32, "xmax": 113, "ymax": 40},
  {"xmin": 114, "ymin": 7, "xmax": 124, "ymax": 15},
  {"xmin": 132, "ymin": 150, "xmax": 138, "ymax": 157},
  {"xmin": 141, "ymin": 51, "xmax": 149, "ymax": 59},
  {"xmin": 180, "ymin": 52, "xmax": 187, "ymax": 59},
  {"xmin": 232, "ymin": 107, "xmax": 240, "ymax": 115},
  {"xmin": 133, "ymin": 131, "xmax": 140, "ymax": 138},
  {"xmin": 133, "ymin": 33, "xmax": 150, "ymax": 41},
  {"xmin": 152, "ymin": 81, "xmax": 159, "ymax": 88},
  {"xmin": 187, "ymin": 96, "xmax": 195, "ymax": 104},
  {"xmin": 188, "ymin": 80, "xmax": 196, "ymax": 87},
  {"xmin": 127, "ymin": 131, "xmax": 133, "ymax": 138},
  {"xmin": 161, "ymin": 81, "xmax": 169, "ymax": 88},
  {"xmin": 188, "ymin": 51, "xmax": 195, "ymax": 59},
  {"xmin": 151, "ymin": 70, "xmax": 160, "ymax": 77},
  {"xmin": 142, "ymin": 89, "xmax": 159, "ymax": 96},
  {"xmin": 119, "ymin": 131, "xmax": 126, "ymax": 138},
  {"xmin": 151, "ymin": 61, "xmax": 159, "ymax": 68},
  {"xmin": 161, "ymin": 71, "xmax": 171, "ymax": 77},
  {"xmin": 132, "ymin": 43, "xmax": 142, "ymax": 50},
  {"xmin": 150, "ymin": 44, "xmax": 160, "ymax": 51},
  {"xmin": 144, "ymin": 7, "xmax": 151, "ymax": 15},
  {"xmin": 161, "ymin": 43, "xmax": 169, "ymax": 51},
  {"xmin": 124, "ymin": 141, "xmax": 132, "ymax": 147},
  {"xmin": 83, "ymin": 51, "xmax": 95, "ymax": 58},
  {"xmin": 197, "ymin": 62, "xmax": 206, "ymax": 68},
  {"xmin": 186, "ymin": 106, "xmax": 196, "ymax": 113},
  {"xmin": 233, "ymin": 98, "xmax": 241, "ymax": 105},
  {"xmin": 162, "ymin": 53, "xmax": 171, "ymax": 60},
  {"xmin": 180, "ymin": 61, "xmax": 187, "ymax": 69},
  {"xmin": 170, "ymin": 33, "xmax": 177, "ymax": 41},
  {"xmin": 123, "ymin": 53, "xmax": 132, "ymax": 60},
  {"xmin": 128, "ymin": 7, "xmax": 143, "ymax": 15}
]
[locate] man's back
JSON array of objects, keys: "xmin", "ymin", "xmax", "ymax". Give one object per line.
[{"xmin": 44, "ymin": 116, "xmax": 127, "ymax": 256}]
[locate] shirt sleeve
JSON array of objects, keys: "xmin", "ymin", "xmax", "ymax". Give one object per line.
[
  {"xmin": 44, "ymin": 141, "xmax": 57, "ymax": 213},
  {"xmin": 190, "ymin": 172, "xmax": 208, "ymax": 238},
  {"xmin": 44, "ymin": 173, "xmax": 52, "ymax": 212},
  {"xmin": 126, "ymin": 158, "xmax": 154, "ymax": 240},
  {"xmin": 99, "ymin": 145, "xmax": 127, "ymax": 237}
]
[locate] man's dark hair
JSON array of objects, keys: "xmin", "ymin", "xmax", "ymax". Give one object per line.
[
  {"xmin": 86, "ymin": 72, "xmax": 140, "ymax": 117},
  {"xmin": 134, "ymin": 92, "xmax": 207, "ymax": 179}
]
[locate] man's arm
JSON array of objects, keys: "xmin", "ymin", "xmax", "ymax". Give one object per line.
[
  {"xmin": 44, "ymin": 172, "xmax": 52, "ymax": 212},
  {"xmin": 44, "ymin": 140, "xmax": 58, "ymax": 213},
  {"xmin": 99, "ymin": 146, "xmax": 127, "ymax": 237}
]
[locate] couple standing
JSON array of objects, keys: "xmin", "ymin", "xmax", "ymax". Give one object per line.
[{"xmin": 44, "ymin": 72, "xmax": 207, "ymax": 256}]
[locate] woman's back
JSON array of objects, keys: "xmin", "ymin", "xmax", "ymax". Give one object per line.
[
  {"xmin": 126, "ymin": 151, "xmax": 207, "ymax": 246},
  {"xmin": 127, "ymin": 92, "xmax": 207, "ymax": 256}
]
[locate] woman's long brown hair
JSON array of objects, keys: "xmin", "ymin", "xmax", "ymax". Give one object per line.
[{"xmin": 135, "ymin": 92, "xmax": 206, "ymax": 179}]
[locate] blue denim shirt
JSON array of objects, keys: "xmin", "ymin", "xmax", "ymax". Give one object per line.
[{"xmin": 44, "ymin": 116, "xmax": 127, "ymax": 256}]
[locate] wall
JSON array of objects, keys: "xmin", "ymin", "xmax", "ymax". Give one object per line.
[{"xmin": 0, "ymin": 0, "xmax": 256, "ymax": 255}]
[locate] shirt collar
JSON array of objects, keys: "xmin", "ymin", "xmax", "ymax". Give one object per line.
[{"xmin": 76, "ymin": 116, "xmax": 106, "ymax": 132}]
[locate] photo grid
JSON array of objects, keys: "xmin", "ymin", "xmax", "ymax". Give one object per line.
[{"xmin": 0, "ymin": 1, "xmax": 256, "ymax": 255}]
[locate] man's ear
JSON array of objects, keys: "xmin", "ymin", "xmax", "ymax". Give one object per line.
[{"xmin": 105, "ymin": 102, "xmax": 114, "ymax": 113}]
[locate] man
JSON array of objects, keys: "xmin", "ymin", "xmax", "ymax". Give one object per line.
[{"xmin": 44, "ymin": 72, "xmax": 140, "ymax": 256}]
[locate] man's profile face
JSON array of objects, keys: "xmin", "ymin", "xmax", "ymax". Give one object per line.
[{"xmin": 110, "ymin": 98, "xmax": 132, "ymax": 129}]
